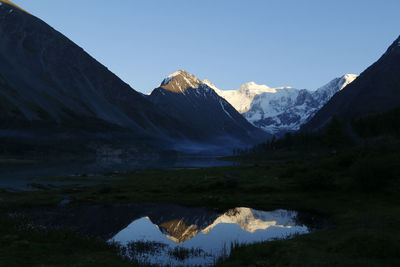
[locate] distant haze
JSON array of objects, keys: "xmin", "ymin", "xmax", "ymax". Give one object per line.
[{"xmin": 12, "ymin": 0, "xmax": 400, "ymax": 93}]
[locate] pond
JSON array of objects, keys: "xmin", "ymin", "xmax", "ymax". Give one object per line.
[
  {"xmin": 110, "ymin": 208, "xmax": 314, "ymax": 266},
  {"xmin": 26, "ymin": 203, "xmax": 326, "ymax": 266}
]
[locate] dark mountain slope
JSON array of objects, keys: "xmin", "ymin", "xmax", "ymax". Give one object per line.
[
  {"xmin": 0, "ymin": 1, "xmax": 195, "ymax": 156},
  {"xmin": 304, "ymin": 36, "xmax": 400, "ymax": 131},
  {"xmin": 148, "ymin": 71, "xmax": 269, "ymax": 148}
]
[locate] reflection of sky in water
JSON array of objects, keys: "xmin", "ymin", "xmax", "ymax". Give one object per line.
[{"xmin": 110, "ymin": 208, "xmax": 309, "ymax": 266}]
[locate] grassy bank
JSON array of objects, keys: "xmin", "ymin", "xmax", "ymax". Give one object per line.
[{"xmin": 0, "ymin": 144, "xmax": 399, "ymax": 266}]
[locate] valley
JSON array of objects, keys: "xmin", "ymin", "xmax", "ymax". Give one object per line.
[{"xmin": 1, "ymin": 0, "xmax": 400, "ymax": 266}]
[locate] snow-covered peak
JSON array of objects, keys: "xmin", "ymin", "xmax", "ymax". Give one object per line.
[
  {"xmin": 313, "ymin": 73, "xmax": 358, "ymax": 101},
  {"xmin": 241, "ymin": 74, "xmax": 359, "ymax": 135},
  {"xmin": 211, "ymin": 81, "xmax": 292, "ymax": 114},
  {"xmin": 238, "ymin": 82, "xmax": 274, "ymax": 94},
  {"xmin": 160, "ymin": 70, "xmax": 202, "ymax": 93},
  {"xmin": 340, "ymin": 74, "xmax": 358, "ymax": 90},
  {"xmin": 203, "ymin": 79, "xmax": 218, "ymax": 91}
]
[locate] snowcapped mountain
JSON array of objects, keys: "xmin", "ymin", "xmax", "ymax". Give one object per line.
[
  {"xmin": 209, "ymin": 80, "xmax": 291, "ymax": 113},
  {"xmin": 312, "ymin": 74, "xmax": 359, "ymax": 105},
  {"xmin": 147, "ymin": 70, "xmax": 269, "ymax": 149},
  {"xmin": 209, "ymin": 75, "xmax": 358, "ymax": 135},
  {"xmin": 245, "ymin": 74, "xmax": 358, "ymax": 134}
]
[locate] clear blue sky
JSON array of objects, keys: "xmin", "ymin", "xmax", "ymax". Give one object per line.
[{"xmin": 12, "ymin": 0, "xmax": 400, "ymax": 93}]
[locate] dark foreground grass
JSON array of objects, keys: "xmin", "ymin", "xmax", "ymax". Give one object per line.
[
  {"xmin": 0, "ymin": 143, "xmax": 400, "ymax": 266},
  {"xmin": 0, "ymin": 214, "xmax": 135, "ymax": 267}
]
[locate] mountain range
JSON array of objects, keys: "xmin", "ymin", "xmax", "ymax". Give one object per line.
[
  {"xmin": 1, "ymin": 0, "xmax": 399, "ymax": 156},
  {"xmin": 149, "ymin": 71, "xmax": 358, "ymax": 137},
  {"xmin": 208, "ymin": 74, "xmax": 358, "ymax": 135},
  {"xmin": 0, "ymin": 1, "xmax": 266, "ymax": 156}
]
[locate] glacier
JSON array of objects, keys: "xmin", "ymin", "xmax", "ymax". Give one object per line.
[{"xmin": 210, "ymin": 74, "xmax": 358, "ymax": 135}]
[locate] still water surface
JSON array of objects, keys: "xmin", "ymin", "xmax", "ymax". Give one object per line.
[
  {"xmin": 27, "ymin": 203, "xmax": 324, "ymax": 266},
  {"xmin": 108, "ymin": 206, "xmax": 319, "ymax": 266}
]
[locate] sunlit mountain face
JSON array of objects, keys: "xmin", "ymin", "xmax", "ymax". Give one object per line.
[
  {"xmin": 110, "ymin": 208, "xmax": 313, "ymax": 266},
  {"xmin": 147, "ymin": 70, "xmax": 269, "ymax": 148}
]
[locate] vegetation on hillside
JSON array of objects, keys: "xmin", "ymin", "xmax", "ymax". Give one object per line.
[{"xmin": 235, "ymin": 107, "xmax": 400, "ymax": 156}]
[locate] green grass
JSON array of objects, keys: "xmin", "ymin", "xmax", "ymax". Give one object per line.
[{"xmin": 0, "ymin": 143, "xmax": 400, "ymax": 266}]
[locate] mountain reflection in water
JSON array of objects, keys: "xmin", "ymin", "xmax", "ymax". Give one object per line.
[{"xmin": 110, "ymin": 208, "xmax": 309, "ymax": 266}]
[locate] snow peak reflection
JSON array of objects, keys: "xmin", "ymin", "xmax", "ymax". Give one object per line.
[{"xmin": 110, "ymin": 207, "xmax": 316, "ymax": 266}]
